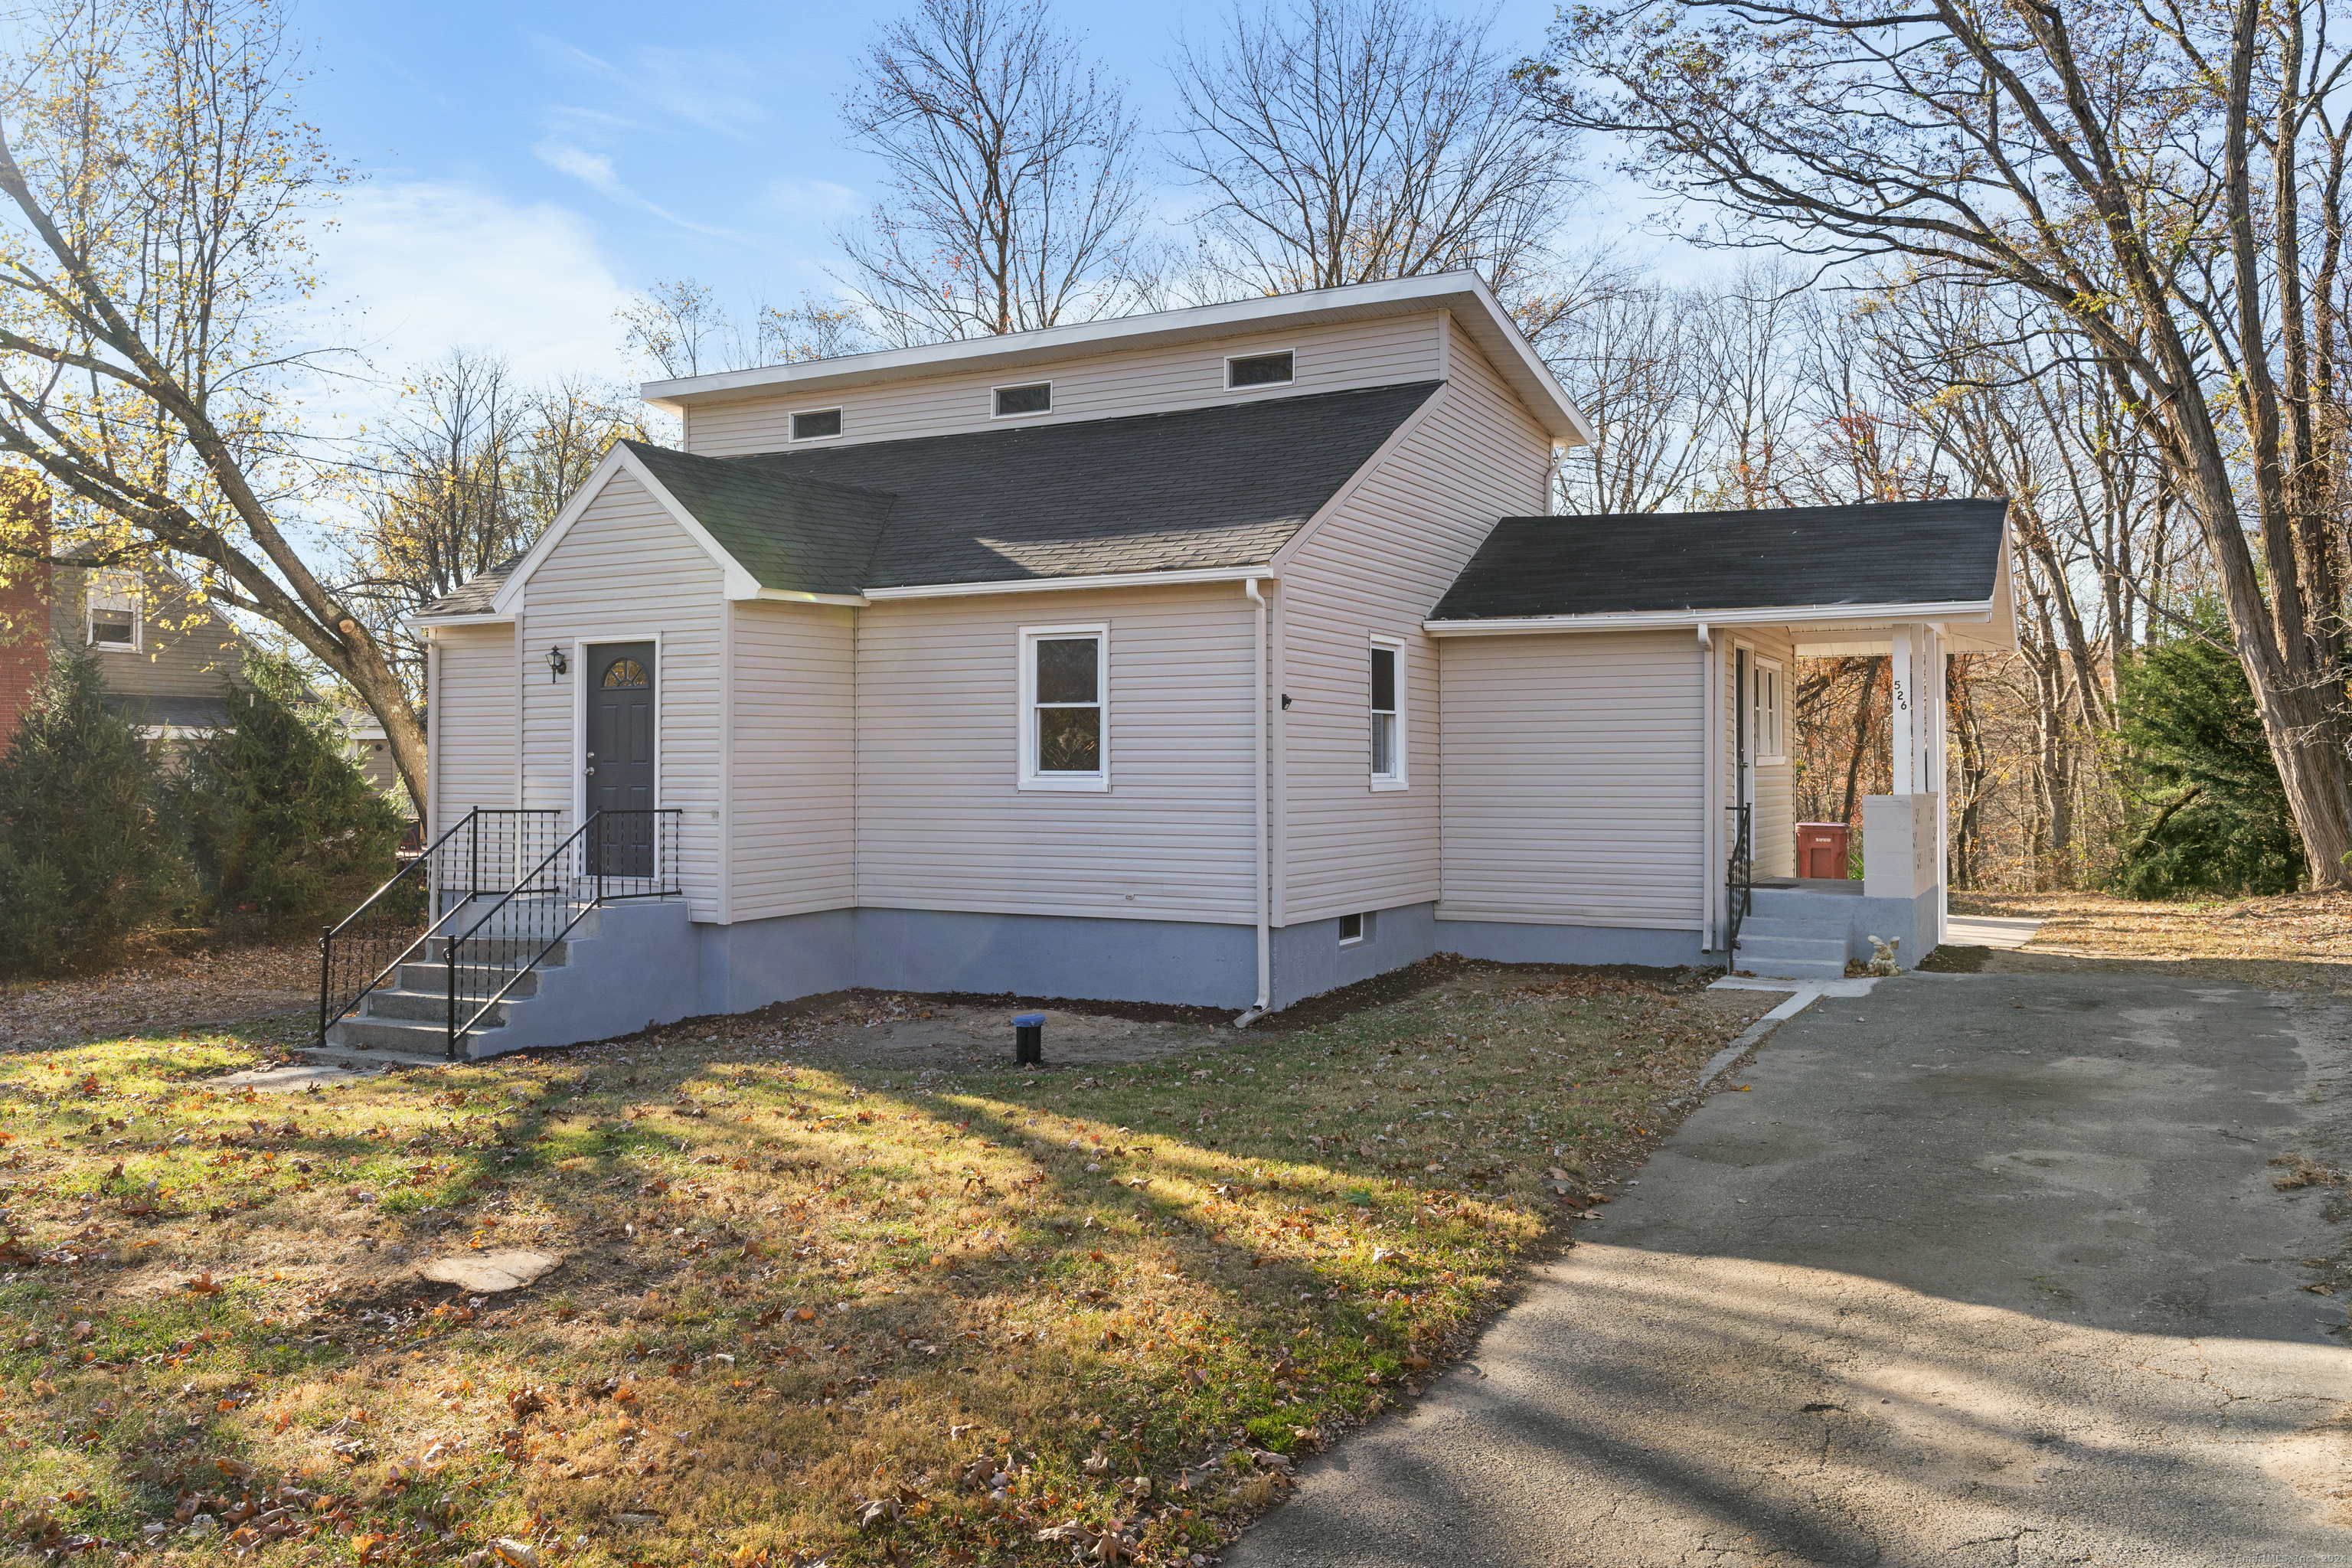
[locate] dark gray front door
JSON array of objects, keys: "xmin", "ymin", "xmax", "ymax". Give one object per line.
[{"xmin": 586, "ymin": 642, "xmax": 655, "ymax": 877}]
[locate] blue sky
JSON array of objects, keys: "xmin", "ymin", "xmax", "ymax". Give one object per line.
[{"xmin": 295, "ymin": 0, "xmax": 1674, "ymax": 408}]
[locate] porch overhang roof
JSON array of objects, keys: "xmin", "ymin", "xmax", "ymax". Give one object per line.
[{"xmin": 1426, "ymin": 499, "xmax": 2017, "ymax": 652}]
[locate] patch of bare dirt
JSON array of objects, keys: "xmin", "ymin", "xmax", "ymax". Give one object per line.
[
  {"xmin": 554, "ymin": 956, "xmax": 1741, "ymax": 1077},
  {"xmin": 0, "ymin": 939, "xmax": 318, "ymax": 1046}
]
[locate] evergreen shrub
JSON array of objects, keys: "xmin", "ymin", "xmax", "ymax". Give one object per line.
[
  {"xmin": 177, "ymin": 656, "xmax": 402, "ymax": 940},
  {"xmin": 0, "ymin": 654, "xmax": 181, "ymax": 976},
  {"xmin": 2114, "ymin": 606, "xmax": 2304, "ymax": 897}
]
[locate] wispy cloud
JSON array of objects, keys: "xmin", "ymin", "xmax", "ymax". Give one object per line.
[
  {"xmin": 529, "ymin": 35, "xmax": 771, "ymax": 139},
  {"xmin": 761, "ymin": 177, "xmax": 864, "ymax": 222},
  {"xmin": 304, "ymin": 180, "xmax": 639, "ymax": 404},
  {"xmin": 531, "ymin": 136, "xmax": 747, "ymax": 240}
]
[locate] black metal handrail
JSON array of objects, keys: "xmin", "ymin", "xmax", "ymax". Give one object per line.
[
  {"xmin": 1725, "ymin": 802, "xmax": 1753, "ymax": 975},
  {"xmin": 317, "ymin": 807, "xmax": 565, "ymax": 1047},
  {"xmin": 442, "ymin": 808, "xmax": 681, "ymax": 1059}
]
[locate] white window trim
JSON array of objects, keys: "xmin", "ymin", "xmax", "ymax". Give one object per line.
[
  {"xmin": 1225, "ymin": 347, "xmax": 1297, "ymax": 392},
  {"xmin": 86, "ymin": 573, "xmax": 142, "ymax": 652},
  {"xmin": 1018, "ymin": 622, "xmax": 1109, "ymax": 792},
  {"xmin": 1753, "ymin": 653, "xmax": 1787, "ymax": 766},
  {"xmin": 991, "ymin": 380, "xmax": 1054, "ymax": 419},
  {"xmin": 789, "ymin": 406, "xmax": 844, "ymax": 443},
  {"xmin": 1338, "ymin": 910, "xmax": 1371, "ymax": 946},
  {"xmin": 1369, "ymin": 632, "xmax": 1407, "ymax": 791}
]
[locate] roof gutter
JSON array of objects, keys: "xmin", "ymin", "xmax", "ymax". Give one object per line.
[
  {"xmin": 1421, "ymin": 599, "xmax": 1998, "ymax": 637},
  {"xmin": 406, "ymin": 612, "xmax": 518, "ymax": 632}
]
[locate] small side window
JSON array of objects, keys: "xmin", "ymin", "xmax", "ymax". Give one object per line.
[
  {"xmin": 1754, "ymin": 658, "xmax": 1785, "ymax": 763},
  {"xmin": 1369, "ymin": 637, "xmax": 1405, "ymax": 787},
  {"xmin": 1339, "ymin": 911, "xmax": 1374, "ymax": 946},
  {"xmin": 792, "ymin": 407, "xmax": 842, "ymax": 441},
  {"xmin": 1227, "ymin": 351, "xmax": 1294, "ymax": 389},
  {"xmin": 994, "ymin": 382, "xmax": 1051, "ymax": 416}
]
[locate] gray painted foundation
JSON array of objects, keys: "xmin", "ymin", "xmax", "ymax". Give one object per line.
[
  {"xmin": 1434, "ymin": 919, "xmax": 1704, "ymax": 969},
  {"xmin": 469, "ymin": 897, "xmax": 1865, "ymax": 1056}
]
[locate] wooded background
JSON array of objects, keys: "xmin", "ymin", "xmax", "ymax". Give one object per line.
[{"xmin": 0, "ymin": 0, "xmax": 2333, "ymax": 898}]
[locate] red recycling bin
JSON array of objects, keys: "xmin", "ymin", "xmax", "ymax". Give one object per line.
[{"xmin": 1796, "ymin": 822, "xmax": 1852, "ymax": 880}]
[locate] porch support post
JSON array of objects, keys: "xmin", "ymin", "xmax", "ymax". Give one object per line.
[
  {"xmin": 1890, "ymin": 623, "xmax": 1916, "ymax": 796},
  {"xmin": 1926, "ymin": 622, "xmax": 1949, "ymax": 942}
]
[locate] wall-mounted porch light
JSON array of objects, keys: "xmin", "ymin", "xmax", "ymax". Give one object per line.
[{"xmin": 546, "ymin": 645, "xmax": 568, "ymax": 682}]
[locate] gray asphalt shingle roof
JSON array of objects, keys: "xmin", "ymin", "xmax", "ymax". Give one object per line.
[
  {"xmin": 736, "ymin": 381, "xmax": 1439, "ymax": 589},
  {"xmin": 424, "ymin": 384, "xmax": 1441, "ymax": 608},
  {"xmin": 417, "ymin": 556, "xmax": 521, "ymax": 617},
  {"xmin": 1429, "ymin": 499, "xmax": 2011, "ymax": 620}
]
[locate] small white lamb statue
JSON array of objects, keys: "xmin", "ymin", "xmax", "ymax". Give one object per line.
[{"xmin": 1865, "ymin": 935, "xmax": 1902, "ymax": 976}]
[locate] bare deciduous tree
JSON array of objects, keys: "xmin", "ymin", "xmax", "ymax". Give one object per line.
[
  {"xmin": 836, "ymin": 0, "xmax": 1148, "ymax": 345},
  {"xmin": 621, "ymin": 282, "xmax": 874, "ymax": 378},
  {"xmin": 1531, "ymin": 0, "xmax": 2352, "ymax": 884},
  {"xmin": 0, "ymin": 0, "xmax": 444, "ymax": 804},
  {"xmin": 335, "ymin": 353, "xmax": 648, "ymax": 717},
  {"xmin": 1171, "ymin": 0, "xmax": 1578, "ymax": 299}
]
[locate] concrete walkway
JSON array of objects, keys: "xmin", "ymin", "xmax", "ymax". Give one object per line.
[
  {"xmin": 1946, "ymin": 913, "xmax": 2046, "ymax": 949},
  {"xmin": 1231, "ymin": 972, "xmax": 2352, "ymax": 1567}
]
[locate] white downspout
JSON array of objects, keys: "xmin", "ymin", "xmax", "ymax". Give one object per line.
[
  {"xmin": 1697, "ymin": 622, "xmax": 1715, "ymax": 954},
  {"xmin": 1237, "ymin": 577, "xmax": 1272, "ymax": 1026}
]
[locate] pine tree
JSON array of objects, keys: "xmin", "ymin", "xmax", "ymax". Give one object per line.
[
  {"xmin": 0, "ymin": 653, "xmax": 180, "ymax": 976},
  {"xmin": 177, "ymin": 657, "xmax": 402, "ymax": 940},
  {"xmin": 2115, "ymin": 606, "xmax": 2305, "ymax": 897}
]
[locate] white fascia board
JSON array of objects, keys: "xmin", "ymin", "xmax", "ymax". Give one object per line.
[
  {"xmin": 406, "ymin": 612, "xmax": 517, "ymax": 633},
  {"xmin": 641, "ymin": 273, "xmax": 1593, "ymax": 446},
  {"xmin": 488, "ymin": 445, "xmax": 762, "ymax": 613},
  {"xmin": 752, "ymin": 586, "xmax": 871, "ymax": 607},
  {"xmin": 863, "ymin": 564, "xmax": 1275, "ymax": 600},
  {"xmin": 1422, "ymin": 599, "xmax": 1999, "ymax": 637}
]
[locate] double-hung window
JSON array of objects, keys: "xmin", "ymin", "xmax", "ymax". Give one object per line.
[
  {"xmin": 1370, "ymin": 636, "xmax": 1405, "ymax": 788},
  {"xmin": 1019, "ymin": 624, "xmax": 1108, "ymax": 791},
  {"xmin": 1753, "ymin": 656, "xmax": 1785, "ymax": 764},
  {"xmin": 87, "ymin": 571, "xmax": 139, "ymax": 651}
]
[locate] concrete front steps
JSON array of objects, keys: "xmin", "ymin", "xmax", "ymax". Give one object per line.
[
  {"xmin": 327, "ymin": 903, "xmax": 599, "ymax": 1060},
  {"xmin": 326, "ymin": 900, "xmax": 701, "ymax": 1060},
  {"xmin": 1729, "ymin": 913, "xmax": 1848, "ymax": 979}
]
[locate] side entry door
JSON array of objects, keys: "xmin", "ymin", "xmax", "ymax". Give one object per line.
[{"xmin": 585, "ymin": 642, "xmax": 655, "ymax": 878}]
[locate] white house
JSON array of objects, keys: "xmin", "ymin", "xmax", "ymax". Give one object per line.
[{"xmin": 326, "ymin": 273, "xmax": 2014, "ymax": 1057}]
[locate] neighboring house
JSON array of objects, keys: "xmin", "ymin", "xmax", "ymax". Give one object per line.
[
  {"xmin": 0, "ymin": 543, "xmax": 400, "ymax": 795},
  {"xmin": 361, "ymin": 273, "xmax": 2014, "ymax": 1059}
]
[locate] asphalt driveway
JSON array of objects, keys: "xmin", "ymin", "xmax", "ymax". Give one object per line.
[{"xmin": 1230, "ymin": 971, "xmax": 2352, "ymax": 1567}]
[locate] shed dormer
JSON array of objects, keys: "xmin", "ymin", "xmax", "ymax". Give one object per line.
[{"xmin": 642, "ymin": 272, "xmax": 1590, "ymax": 458}]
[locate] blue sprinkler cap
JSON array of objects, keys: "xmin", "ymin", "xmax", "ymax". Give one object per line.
[{"xmin": 1012, "ymin": 1012, "xmax": 1046, "ymax": 1027}]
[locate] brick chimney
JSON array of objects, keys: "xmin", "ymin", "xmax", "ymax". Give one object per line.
[{"xmin": 0, "ymin": 479, "xmax": 53, "ymax": 743}]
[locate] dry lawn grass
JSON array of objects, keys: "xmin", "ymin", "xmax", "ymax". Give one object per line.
[
  {"xmin": 0, "ymin": 943, "xmax": 320, "ymax": 1050},
  {"xmin": 0, "ymin": 962, "xmax": 1772, "ymax": 1567},
  {"xmin": 1949, "ymin": 889, "xmax": 2352, "ymax": 984}
]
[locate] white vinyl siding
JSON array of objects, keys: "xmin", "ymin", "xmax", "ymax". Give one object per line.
[
  {"xmin": 683, "ymin": 314, "xmax": 1442, "ymax": 456},
  {"xmin": 430, "ymin": 625, "xmax": 516, "ymax": 835},
  {"xmin": 1276, "ymin": 315, "xmax": 1552, "ymax": 923},
  {"xmin": 729, "ymin": 602, "xmax": 857, "ymax": 920},
  {"xmin": 854, "ymin": 584, "xmax": 1257, "ymax": 922},
  {"xmin": 514, "ymin": 470, "xmax": 728, "ymax": 920},
  {"xmin": 1729, "ymin": 628, "xmax": 1798, "ymax": 879},
  {"xmin": 1439, "ymin": 630, "xmax": 1704, "ymax": 929}
]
